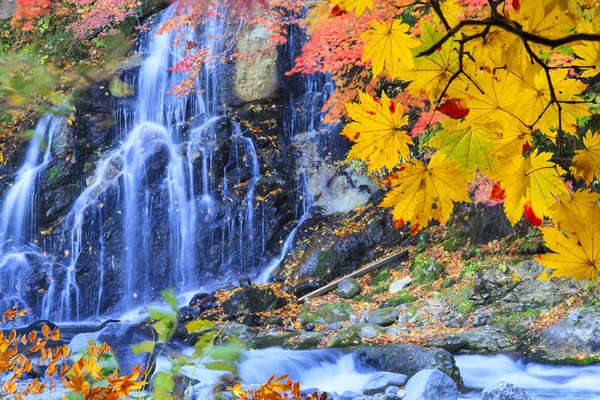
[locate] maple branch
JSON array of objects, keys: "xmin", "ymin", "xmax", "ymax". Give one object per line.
[
  {"xmin": 416, "ymin": 18, "xmax": 600, "ymax": 58},
  {"xmin": 429, "ymin": 0, "xmax": 451, "ymax": 31}
]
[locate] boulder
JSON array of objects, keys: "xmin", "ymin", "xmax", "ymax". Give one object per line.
[
  {"xmin": 354, "ymin": 344, "xmax": 462, "ymax": 385},
  {"xmin": 403, "ymin": 369, "xmax": 459, "ymax": 400},
  {"xmin": 368, "ymin": 307, "xmax": 399, "ymax": 327},
  {"xmin": 341, "ymin": 391, "xmax": 363, "ymax": 400},
  {"xmin": 363, "ymin": 372, "xmax": 408, "ymax": 395},
  {"xmin": 528, "ymin": 307, "xmax": 600, "ymax": 365},
  {"xmin": 481, "ymin": 382, "xmax": 533, "ymax": 400},
  {"xmin": 222, "ymin": 287, "xmax": 285, "ymax": 318},
  {"xmin": 189, "ymin": 293, "xmax": 217, "ymax": 312},
  {"xmin": 428, "ymin": 328, "xmax": 514, "ymax": 353},
  {"xmin": 97, "ymin": 322, "xmax": 151, "ymax": 375},
  {"xmin": 390, "ymin": 278, "xmax": 412, "ymax": 294},
  {"xmin": 331, "ymin": 323, "xmax": 384, "ymax": 347},
  {"xmin": 337, "ymin": 278, "xmax": 362, "ymax": 299},
  {"xmin": 233, "ymin": 25, "xmax": 279, "ymax": 103},
  {"xmin": 293, "ymin": 278, "xmax": 328, "ymax": 298},
  {"xmin": 299, "ymin": 302, "xmax": 353, "ymax": 325}
]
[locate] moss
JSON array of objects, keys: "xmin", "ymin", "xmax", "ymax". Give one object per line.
[
  {"xmin": 249, "ymin": 332, "xmax": 299, "ymax": 349},
  {"xmin": 330, "ymin": 323, "xmax": 384, "ymax": 348},
  {"xmin": 298, "ymin": 302, "xmax": 353, "ymax": 325},
  {"xmin": 289, "ymin": 332, "xmax": 327, "ymax": 350},
  {"xmin": 437, "ymin": 284, "xmax": 474, "ymax": 315},
  {"xmin": 372, "ymin": 282, "xmax": 390, "ymax": 295},
  {"xmin": 313, "ymin": 248, "xmax": 340, "ymax": 280},
  {"xmin": 493, "ymin": 309, "xmax": 540, "ymax": 336},
  {"xmin": 458, "ymin": 260, "xmax": 483, "ymax": 280},
  {"xmin": 411, "ymin": 255, "xmax": 445, "ymax": 285},
  {"xmin": 380, "ymin": 291, "xmax": 416, "ymax": 307},
  {"xmin": 46, "ymin": 164, "xmax": 65, "ymax": 184},
  {"xmin": 372, "ymin": 268, "xmax": 391, "ymax": 286},
  {"xmin": 443, "ymin": 227, "xmax": 468, "ymax": 252},
  {"xmin": 354, "ymin": 294, "xmax": 374, "ymax": 303}
]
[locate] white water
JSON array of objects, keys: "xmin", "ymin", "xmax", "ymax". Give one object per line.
[
  {"xmin": 457, "ymin": 354, "xmax": 600, "ymax": 399},
  {"xmin": 0, "ymin": 115, "xmax": 61, "ymax": 319}
]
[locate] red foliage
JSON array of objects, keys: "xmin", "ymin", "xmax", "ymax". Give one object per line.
[
  {"xmin": 12, "ymin": 0, "xmax": 52, "ymax": 31},
  {"xmin": 524, "ymin": 201, "xmax": 543, "ymax": 226},
  {"xmin": 438, "ymin": 98, "xmax": 470, "ymax": 119}
]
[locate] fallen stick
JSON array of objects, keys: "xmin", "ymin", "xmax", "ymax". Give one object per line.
[{"xmin": 297, "ymin": 249, "xmax": 409, "ymax": 303}]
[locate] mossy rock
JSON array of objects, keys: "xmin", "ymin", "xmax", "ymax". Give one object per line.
[
  {"xmin": 330, "ymin": 323, "xmax": 384, "ymax": 347},
  {"xmin": 289, "ymin": 332, "xmax": 327, "ymax": 350},
  {"xmin": 381, "ymin": 291, "xmax": 417, "ymax": 307},
  {"xmin": 249, "ymin": 332, "xmax": 300, "ymax": 349},
  {"xmin": 298, "ymin": 302, "xmax": 353, "ymax": 325},
  {"xmin": 411, "ymin": 255, "xmax": 445, "ymax": 285}
]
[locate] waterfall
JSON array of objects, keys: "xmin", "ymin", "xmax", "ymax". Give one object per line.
[
  {"xmin": 0, "ymin": 115, "xmax": 61, "ymax": 319},
  {"xmin": 0, "ymin": 2, "xmax": 344, "ymax": 321}
]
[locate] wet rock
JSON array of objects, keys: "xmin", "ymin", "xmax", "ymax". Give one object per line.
[
  {"xmin": 178, "ymin": 306, "xmax": 200, "ymax": 323},
  {"xmin": 241, "ymin": 314, "xmax": 261, "ymax": 327},
  {"xmin": 403, "ymin": 369, "xmax": 459, "ymax": 400},
  {"xmin": 528, "ymin": 307, "xmax": 600, "ymax": 365},
  {"xmin": 299, "ymin": 302, "xmax": 353, "ymax": 325},
  {"xmin": 368, "ymin": 307, "xmax": 398, "ymax": 327},
  {"xmin": 222, "ymin": 287, "xmax": 285, "ymax": 318},
  {"xmin": 189, "ymin": 293, "xmax": 217, "ymax": 312},
  {"xmin": 467, "ymin": 203, "xmax": 514, "ymax": 245},
  {"xmin": 428, "ymin": 328, "xmax": 514, "ymax": 353},
  {"xmin": 97, "ymin": 322, "xmax": 151, "ymax": 375},
  {"xmin": 293, "ymin": 278, "xmax": 327, "ymax": 298},
  {"xmin": 331, "ymin": 323, "xmax": 384, "ymax": 347},
  {"xmin": 292, "ymin": 332, "xmax": 327, "ymax": 350},
  {"xmin": 249, "ymin": 332, "xmax": 300, "ymax": 349},
  {"xmin": 390, "ymin": 277, "xmax": 412, "ymax": 294},
  {"xmin": 363, "ymin": 372, "xmax": 408, "ymax": 395},
  {"xmin": 327, "ymin": 322, "xmax": 342, "ymax": 330},
  {"xmin": 481, "ymin": 382, "xmax": 533, "ymax": 400},
  {"xmin": 304, "ymin": 323, "xmax": 315, "ymax": 332},
  {"xmin": 354, "ymin": 344, "xmax": 462, "ymax": 385},
  {"xmin": 337, "ymin": 278, "xmax": 362, "ymax": 299},
  {"xmin": 341, "ymin": 391, "xmax": 363, "ymax": 400}
]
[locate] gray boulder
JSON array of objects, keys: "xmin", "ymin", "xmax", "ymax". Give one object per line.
[
  {"xmin": 369, "ymin": 307, "xmax": 399, "ymax": 327},
  {"xmin": 403, "ymin": 369, "xmax": 459, "ymax": 400},
  {"xmin": 338, "ymin": 278, "xmax": 362, "ymax": 299},
  {"xmin": 390, "ymin": 277, "xmax": 412, "ymax": 294},
  {"xmin": 341, "ymin": 391, "xmax": 363, "ymax": 400},
  {"xmin": 363, "ymin": 372, "xmax": 408, "ymax": 395},
  {"xmin": 353, "ymin": 344, "xmax": 462, "ymax": 385},
  {"xmin": 481, "ymin": 382, "xmax": 533, "ymax": 400},
  {"xmin": 331, "ymin": 323, "xmax": 384, "ymax": 347},
  {"xmin": 528, "ymin": 307, "xmax": 600, "ymax": 364}
]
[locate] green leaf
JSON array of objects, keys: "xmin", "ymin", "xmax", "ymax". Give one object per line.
[
  {"xmin": 205, "ymin": 361, "xmax": 237, "ymax": 373},
  {"xmin": 148, "ymin": 305, "xmax": 177, "ymax": 322},
  {"xmin": 186, "ymin": 320, "xmax": 214, "ymax": 334},
  {"xmin": 153, "ymin": 371, "xmax": 175, "ymax": 400},
  {"xmin": 162, "ymin": 288, "xmax": 178, "ymax": 310},
  {"xmin": 210, "ymin": 343, "xmax": 243, "ymax": 362},
  {"xmin": 66, "ymin": 392, "xmax": 85, "ymax": 400},
  {"xmin": 131, "ymin": 341, "xmax": 156, "ymax": 355}
]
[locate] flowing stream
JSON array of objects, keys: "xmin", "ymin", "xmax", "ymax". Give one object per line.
[{"xmin": 457, "ymin": 354, "xmax": 600, "ymax": 399}]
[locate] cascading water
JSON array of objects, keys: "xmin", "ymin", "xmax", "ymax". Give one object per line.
[{"xmin": 0, "ymin": 115, "xmax": 61, "ymax": 318}]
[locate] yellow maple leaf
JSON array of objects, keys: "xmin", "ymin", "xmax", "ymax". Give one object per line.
[
  {"xmin": 399, "ymin": 22, "xmax": 461, "ymax": 101},
  {"xmin": 343, "ymin": 91, "xmax": 412, "ymax": 171},
  {"xmin": 551, "ymin": 189, "xmax": 600, "ymax": 236},
  {"xmin": 332, "ymin": 0, "xmax": 372, "ymax": 16},
  {"xmin": 572, "ymin": 19, "xmax": 600, "ymax": 78},
  {"xmin": 571, "ymin": 130, "xmax": 600, "ymax": 184},
  {"xmin": 504, "ymin": 0, "xmax": 576, "ymax": 73},
  {"xmin": 360, "ymin": 19, "xmax": 420, "ymax": 78},
  {"xmin": 428, "ymin": 119, "xmax": 498, "ymax": 172},
  {"xmin": 489, "ymin": 150, "xmax": 568, "ymax": 225},
  {"xmin": 538, "ymin": 204, "xmax": 600, "ymax": 280},
  {"xmin": 487, "ymin": 123, "xmax": 533, "ymax": 161},
  {"xmin": 381, "ymin": 153, "xmax": 472, "ymax": 233},
  {"xmin": 513, "ymin": 67, "xmax": 589, "ymax": 139}
]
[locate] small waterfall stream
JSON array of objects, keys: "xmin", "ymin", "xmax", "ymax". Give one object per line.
[{"xmin": 0, "ymin": 115, "xmax": 61, "ymax": 317}]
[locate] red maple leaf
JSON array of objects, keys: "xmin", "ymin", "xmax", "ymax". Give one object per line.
[{"xmin": 437, "ymin": 98, "xmax": 470, "ymax": 119}]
